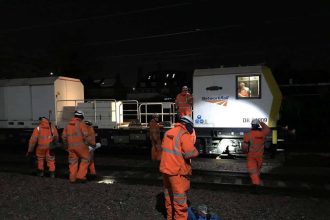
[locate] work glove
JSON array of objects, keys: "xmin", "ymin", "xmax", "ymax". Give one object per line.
[
  {"xmin": 89, "ymin": 143, "xmax": 102, "ymax": 152},
  {"xmin": 88, "ymin": 146, "xmax": 95, "ymax": 152}
]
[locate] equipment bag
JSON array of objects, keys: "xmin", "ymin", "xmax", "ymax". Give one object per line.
[{"xmin": 188, "ymin": 206, "xmax": 197, "ymax": 220}]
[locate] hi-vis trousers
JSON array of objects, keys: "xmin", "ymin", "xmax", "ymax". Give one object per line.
[{"xmin": 163, "ymin": 174, "xmax": 190, "ymax": 220}]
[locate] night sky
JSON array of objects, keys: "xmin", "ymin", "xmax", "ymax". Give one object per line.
[{"xmin": 1, "ymin": 1, "xmax": 330, "ymax": 86}]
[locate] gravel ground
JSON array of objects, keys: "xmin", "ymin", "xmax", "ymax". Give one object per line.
[
  {"xmin": 1, "ymin": 152, "xmax": 330, "ymax": 220},
  {"xmin": 1, "ymin": 172, "xmax": 330, "ymax": 220}
]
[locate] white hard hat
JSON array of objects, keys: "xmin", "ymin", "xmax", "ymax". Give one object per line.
[
  {"xmin": 74, "ymin": 110, "xmax": 84, "ymax": 119},
  {"xmin": 180, "ymin": 115, "xmax": 193, "ymax": 125},
  {"xmin": 182, "ymin": 86, "xmax": 188, "ymax": 90},
  {"xmin": 251, "ymin": 119, "xmax": 260, "ymax": 125},
  {"xmin": 38, "ymin": 116, "xmax": 48, "ymax": 121},
  {"xmin": 85, "ymin": 120, "xmax": 92, "ymax": 126}
]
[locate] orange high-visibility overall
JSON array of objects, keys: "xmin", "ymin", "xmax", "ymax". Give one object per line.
[
  {"xmin": 175, "ymin": 92, "xmax": 193, "ymax": 117},
  {"xmin": 28, "ymin": 119, "xmax": 58, "ymax": 173},
  {"xmin": 149, "ymin": 118, "xmax": 162, "ymax": 161},
  {"xmin": 62, "ymin": 117, "xmax": 93, "ymax": 182},
  {"xmin": 243, "ymin": 122, "xmax": 270, "ymax": 185},
  {"xmin": 160, "ymin": 123, "xmax": 199, "ymax": 220},
  {"xmin": 87, "ymin": 125, "xmax": 97, "ymax": 175}
]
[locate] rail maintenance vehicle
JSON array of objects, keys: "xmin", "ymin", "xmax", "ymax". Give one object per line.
[{"xmin": 0, "ymin": 65, "xmax": 283, "ymax": 157}]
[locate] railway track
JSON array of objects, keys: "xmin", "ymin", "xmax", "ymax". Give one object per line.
[{"xmin": 1, "ymin": 152, "xmax": 330, "ymax": 197}]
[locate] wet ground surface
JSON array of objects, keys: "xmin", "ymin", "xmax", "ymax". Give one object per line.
[{"xmin": 1, "ymin": 146, "xmax": 330, "ymax": 219}]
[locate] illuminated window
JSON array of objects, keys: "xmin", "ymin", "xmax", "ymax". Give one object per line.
[{"xmin": 236, "ymin": 75, "xmax": 261, "ymax": 99}]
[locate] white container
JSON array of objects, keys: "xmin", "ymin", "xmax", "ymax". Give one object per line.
[{"xmin": 0, "ymin": 76, "xmax": 84, "ymax": 128}]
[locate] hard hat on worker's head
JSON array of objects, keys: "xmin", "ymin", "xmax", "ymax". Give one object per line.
[
  {"xmin": 38, "ymin": 117, "xmax": 48, "ymax": 122},
  {"xmin": 74, "ymin": 110, "xmax": 84, "ymax": 119},
  {"xmin": 251, "ymin": 119, "xmax": 260, "ymax": 129},
  {"xmin": 182, "ymin": 86, "xmax": 188, "ymax": 91},
  {"xmin": 251, "ymin": 119, "xmax": 260, "ymax": 125},
  {"xmin": 179, "ymin": 115, "xmax": 193, "ymax": 125},
  {"xmin": 152, "ymin": 113, "xmax": 159, "ymax": 118},
  {"xmin": 85, "ymin": 120, "xmax": 92, "ymax": 126}
]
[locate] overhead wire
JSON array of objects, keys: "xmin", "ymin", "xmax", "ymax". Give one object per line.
[{"xmin": 0, "ymin": 2, "xmax": 192, "ymax": 33}]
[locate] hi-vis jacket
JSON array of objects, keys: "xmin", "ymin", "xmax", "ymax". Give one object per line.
[
  {"xmin": 28, "ymin": 119, "xmax": 58, "ymax": 152},
  {"xmin": 243, "ymin": 122, "xmax": 270, "ymax": 158},
  {"xmin": 160, "ymin": 123, "xmax": 199, "ymax": 176},
  {"xmin": 62, "ymin": 118, "xmax": 93, "ymax": 148},
  {"xmin": 175, "ymin": 92, "xmax": 193, "ymax": 116}
]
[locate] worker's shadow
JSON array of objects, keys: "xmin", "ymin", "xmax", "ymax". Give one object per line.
[{"xmin": 155, "ymin": 192, "xmax": 166, "ymax": 218}]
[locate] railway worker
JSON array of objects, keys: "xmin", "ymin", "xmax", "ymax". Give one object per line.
[
  {"xmin": 175, "ymin": 85, "xmax": 193, "ymax": 118},
  {"xmin": 84, "ymin": 120, "xmax": 98, "ymax": 179},
  {"xmin": 242, "ymin": 119, "xmax": 271, "ymax": 190},
  {"xmin": 26, "ymin": 117, "xmax": 59, "ymax": 178},
  {"xmin": 160, "ymin": 115, "xmax": 199, "ymax": 220},
  {"xmin": 238, "ymin": 82, "xmax": 250, "ymax": 97},
  {"xmin": 149, "ymin": 113, "xmax": 163, "ymax": 161},
  {"xmin": 62, "ymin": 110, "xmax": 94, "ymax": 183}
]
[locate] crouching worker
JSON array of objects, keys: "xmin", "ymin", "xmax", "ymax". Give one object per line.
[
  {"xmin": 26, "ymin": 117, "xmax": 58, "ymax": 178},
  {"xmin": 62, "ymin": 110, "xmax": 94, "ymax": 183},
  {"xmin": 160, "ymin": 115, "xmax": 199, "ymax": 220},
  {"xmin": 242, "ymin": 119, "xmax": 271, "ymax": 189}
]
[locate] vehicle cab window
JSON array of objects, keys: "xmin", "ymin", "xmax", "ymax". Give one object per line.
[{"xmin": 236, "ymin": 75, "xmax": 261, "ymax": 99}]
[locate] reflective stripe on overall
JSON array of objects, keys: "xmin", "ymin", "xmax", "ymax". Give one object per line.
[{"xmin": 160, "ymin": 126, "xmax": 197, "ymax": 220}]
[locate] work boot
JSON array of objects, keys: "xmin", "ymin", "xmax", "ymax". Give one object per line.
[
  {"xmin": 37, "ymin": 170, "xmax": 44, "ymax": 177},
  {"xmin": 251, "ymin": 184, "xmax": 261, "ymax": 194},
  {"xmin": 49, "ymin": 172, "xmax": 55, "ymax": 178},
  {"xmin": 76, "ymin": 178, "xmax": 87, "ymax": 184}
]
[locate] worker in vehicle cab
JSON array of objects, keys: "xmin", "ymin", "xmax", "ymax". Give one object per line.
[
  {"xmin": 149, "ymin": 113, "xmax": 163, "ymax": 161},
  {"xmin": 175, "ymin": 85, "xmax": 193, "ymax": 118},
  {"xmin": 85, "ymin": 120, "xmax": 98, "ymax": 180},
  {"xmin": 62, "ymin": 110, "xmax": 94, "ymax": 183},
  {"xmin": 242, "ymin": 119, "xmax": 271, "ymax": 192},
  {"xmin": 26, "ymin": 117, "xmax": 59, "ymax": 178},
  {"xmin": 160, "ymin": 115, "xmax": 199, "ymax": 220},
  {"xmin": 238, "ymin": 82, "xmax": 250, "ymax": 97}
]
